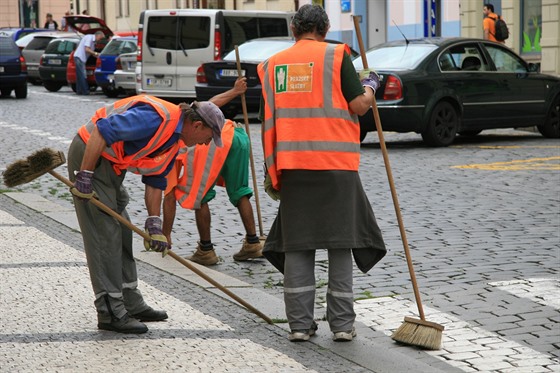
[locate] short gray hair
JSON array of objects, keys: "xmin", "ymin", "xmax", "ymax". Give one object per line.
[{"xmin": 291, "ymin": 4, "xmax": 330, "ymax": 38}]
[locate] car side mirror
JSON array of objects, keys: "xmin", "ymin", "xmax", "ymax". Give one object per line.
[{"xmin": 528, "ymin": 63, "xmax": 540, "ymax": 73}]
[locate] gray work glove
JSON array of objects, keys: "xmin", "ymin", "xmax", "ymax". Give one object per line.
[
  {"xmin": 71, "ymin": 170, "xmax": 94, "ymax": 200},
  {"xmin": 264, "ymin": 174, "xmax": 281, "ymax": 201},
  {"xmin": 359, "ymin": 69, "xmax": 380, "ymax": 93},
  {"xmin": 144, "ymin": 216, "xmax": 169, "ymax": 257}
]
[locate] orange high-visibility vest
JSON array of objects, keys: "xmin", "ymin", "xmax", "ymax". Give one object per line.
[
  {"xmin": 166, "ymin": 120, "xmax": 236, "ymax": 209},
  {"xmin": 78, "ymin": 95, "xmax": 183, "ymax": 176},
  {"xmin": 257, "ymin": 40, "xmax": 360, "ymax": 190}
]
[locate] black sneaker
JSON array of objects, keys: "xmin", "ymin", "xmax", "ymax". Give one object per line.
[
  {"xmin": 131, "ymin": 307, "xmax": 168, "ymax": 322},
  {"xmin": 98, "ymin": 314, "xmax": 148, "ymax": 334}
]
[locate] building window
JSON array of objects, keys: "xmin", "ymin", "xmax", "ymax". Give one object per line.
[
  {"xmin": 521, "ymin": 0, "xmax": 541, "ymax": 55},
  {"xmin": 117, "ymin": 0, "xmax": 123, "ymax": 17}
]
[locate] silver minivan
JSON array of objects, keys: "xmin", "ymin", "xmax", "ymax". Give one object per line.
[{"xmin": 136, "ymin": 9, "xmax": 293, "ymax": 99}]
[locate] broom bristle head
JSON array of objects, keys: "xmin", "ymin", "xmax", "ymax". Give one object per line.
[
  {"xmin": 391, "ymin": 317, "xmax": 443, "ymax": 350},
  {"xmin": 27, "ymin": 148, "xmax": 66, "ymax": 173},
  {"xmin": 2, "ymin": 148, "xmax": 66, "ymax": 188},
  {"xmin": 3, "ymin": 160, "xmax": 31, "ymax": 187}
]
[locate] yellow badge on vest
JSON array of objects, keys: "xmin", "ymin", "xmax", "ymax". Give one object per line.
[{"xmin": 275, "ymin": 63, "xmax": 313, "ymax": 93}]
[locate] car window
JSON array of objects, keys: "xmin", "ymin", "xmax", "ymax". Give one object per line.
[
  {"xmin": 179, "ymin": 16, "xmax": 210, "ymax": 50},
  {"xmin": 0, "ymin": 37, "xmax": 19, "ymax": 54},
  {"xmin": 485, "ymin": 44, "xmax": 527, "ymax": 73},
  {"xmin": 147, "ymin": 16, "xmax": 179, "ymax": 50},
  {"xmin": 45, "ymin": 39, "xmax": 76, "ymax": 54},
  {"xmin": 223, "ymin": 16, "xmax": 289, "ymax": 54},
  {"xmin": 438, "ymin": 52, "xmax": 459, "ymax": 71},
  {"xmin": 26, "ymin": 37, "xmax": 53, "ymax": 50},
  {"xmin": 101, "ymin": 39, "xmax": 136, "ymax": 55},
  {"xmin": 354, "ymin": 44, "xmax": 437, "ymax": 70},
  {"xmin": 222, "ymin": 40, "xmax": 294, "ymax": 61},
  {"xmin": 121, "ymin": 40, "xmax": 137, "ymax": 54},
  {"xmin": 444, "ymin": 43, "xmax": 488, "ymax": 72}
]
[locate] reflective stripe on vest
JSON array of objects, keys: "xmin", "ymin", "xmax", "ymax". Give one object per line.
[
  {"xmin": 258, "ymin": 42, "xmax": 360, "ymax": 190},
  {"xmin": 78, "ymin": 95, "xmax": 181, "ymax": 176},
  {"xmin": 174, "ymin": 120, "xmax": 236, "ymax": 209}
]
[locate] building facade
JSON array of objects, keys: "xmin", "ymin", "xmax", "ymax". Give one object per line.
[{"xmin": 1, "ymin": 0, "xmax": 558, "ymax": 76}]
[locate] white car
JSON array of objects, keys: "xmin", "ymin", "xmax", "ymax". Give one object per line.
[{"xmin": 113, "ymin": 52, "xmax": 137, "ymax": 96}]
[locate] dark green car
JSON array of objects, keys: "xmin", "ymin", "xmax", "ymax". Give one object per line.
[
  {"xmin": 354, "ymin": 37, "xmax": 560, "ymax": 146},
  {"xmin": 38, "ymin": 37, "xmax": 79, "ymax": 92}
]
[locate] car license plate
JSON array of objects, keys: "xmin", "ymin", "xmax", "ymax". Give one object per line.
[
  {"xmin": 147, "ymin": 78, "xmax": 172, "ymax": 87},
  {"xmin": 219, "ymin": 69, "xmax": 245, "ymax": 77},
  {"xmin": 50, "ymin": 59, "xmax": 61, "ymax": 65},
  {"xmin": 0, "ymin": 66, "xmax": 4, "ymax": 73},
  {"xmin": 28, "ymin": 66, "xmax": 38, "ymax": 70}
]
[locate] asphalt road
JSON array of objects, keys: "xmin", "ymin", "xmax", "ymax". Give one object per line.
[{"xmin": 1, "ymin": 85, "xmax": 559, "ymax": 372}]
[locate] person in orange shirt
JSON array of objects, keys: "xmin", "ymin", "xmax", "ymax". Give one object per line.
[
  {"xmin": 483, "ymin": 3, "xmax": 504, "ymax": 43},
  {"xmin": 163, "ymin": 78, "xmax": 263, "ymax": 266}
]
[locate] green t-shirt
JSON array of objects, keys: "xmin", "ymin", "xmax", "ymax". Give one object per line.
[{"xmin": 259, "ymin": 51, "xmax": 364, "ymax": 121}]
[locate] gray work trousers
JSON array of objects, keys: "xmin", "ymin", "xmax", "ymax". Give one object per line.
[
  {"xmin": 68, "ymin": 135, "xmax": 148, "ymax": 323},
  {"xmin": 284, "ymin": 249, "xmax": 355, "ymax": 333}
]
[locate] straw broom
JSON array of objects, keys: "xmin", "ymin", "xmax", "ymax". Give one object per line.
[
  {"xmin": 3, "ymin": 148, "xmax": 273, "ymax": 325},
  {"xmin": 353, "ymin": 16, "xmax": 444, "ymax": 350}
]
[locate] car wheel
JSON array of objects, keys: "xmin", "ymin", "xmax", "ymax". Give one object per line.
[
  {"xmin": 14, "ymin": 84, "xmax": 27, "ymax": 99},
  {"xmin": 43, "ymin": 81, "xmax": 62, "ymax": 92},
  {"xmin": 537, "ymin": 95, "xmax": 560, "ymax": 138},
  {"xmin": 458, "ymin": 129, "xmax": 482, "ymax": 137},
  {"xmin": 422, "ymin": 101, "xmax": 459, "ymax": 146},
  {"xmin": 0, "ymin": 88, "xmax": 12, "ymax": 97},
  {"xmin": 71, "ymin": 84, "xmax": 77, "ymax": 92},
  {"xmin": 102, "ymin": 86, "xmax": 120, "ymax": 98}
]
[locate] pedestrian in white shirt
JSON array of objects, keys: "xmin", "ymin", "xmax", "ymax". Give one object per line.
[{"xmin": 75, "ymin": 31, "xmax": 104, "ymax": 95}]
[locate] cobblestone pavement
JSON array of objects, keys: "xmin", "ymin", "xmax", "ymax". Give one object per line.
[{"xmin": 1, "ymin": 85, "xmax": 559, "ymax": 372}]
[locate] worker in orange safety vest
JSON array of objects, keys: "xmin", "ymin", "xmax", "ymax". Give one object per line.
[{"xmin": 257, "ymin": 4, "xmax": 386, "ymax": 343}]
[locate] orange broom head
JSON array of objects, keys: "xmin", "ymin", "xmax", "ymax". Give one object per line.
[
  {"xmin": 391, "ymin": 316, "xmax": 444, "ymax": 350},
  {"xmin": 3, "ymin": 148, "xmax": 66, "ymax": 188}
]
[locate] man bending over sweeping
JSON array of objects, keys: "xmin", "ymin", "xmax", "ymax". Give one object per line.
[{"xmin": 68, "ymin": 95, "xmax": 225, "ymax": 334}]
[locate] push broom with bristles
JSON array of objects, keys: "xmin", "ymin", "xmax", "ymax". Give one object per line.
[
  {"xmin": 353, "ymin": 17, "xmax": 444, "ymax": 349},
  {"xmin": 3, "ymin": 148, "xmax": 273, "ymax": 325}
]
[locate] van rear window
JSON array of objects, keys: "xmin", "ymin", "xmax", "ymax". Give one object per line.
[
  {"xmin": 147, "ymin": 16, "xmax": 210, "ymax": 50},
  {"xmin": 223, "ymin": 17, "xmax": 289, "ymax": 54}
]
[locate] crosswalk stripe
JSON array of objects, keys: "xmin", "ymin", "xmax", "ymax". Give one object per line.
[{"xmin": 355, "ymin": 295, "xmax": 560, "ymax": 372}]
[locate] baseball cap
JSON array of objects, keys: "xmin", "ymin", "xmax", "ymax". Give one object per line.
[{"xmin": 191, "ymin": 101, "xmax": 225, "ymax": 147}]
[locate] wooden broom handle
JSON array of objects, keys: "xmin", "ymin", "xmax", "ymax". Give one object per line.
[
  {"xmin": 235, "ymin": 45, "xmax": 264, "ymax": 237},
  {"xmin": 353, "ymin": 16, "xmax": 426, "ymax": 321},
  {"xmin": 49, "ymin": 169, "xmax": 273, "ymax": 324}
]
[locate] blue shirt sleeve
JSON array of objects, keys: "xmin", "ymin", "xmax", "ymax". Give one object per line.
[{"xmin": 96, "ymin": 103, "xmax": 164, "ymax": 145}]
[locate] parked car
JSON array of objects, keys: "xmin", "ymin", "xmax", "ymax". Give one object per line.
[
  {"xmin": 94, "ymin": 35, "xmax": 137, "ymax": 97},
  {"xmin": 38, "ymin": 37, "xmax": 80, "ymax": 92},
  {"xmin": 22, "ymin": 31, "xmax": 77, "ymax": 85},
  {"xmin": 15, "ymin": 30, "xmax": 55, "ymax": 50},
  {"xmin": 64, "ymin": 15, "xmax": 114, "ymax": 92},
  {"xmin": 195, "ymin": 37, "xmax": 359, "ymax": 119},
  {"xmin": 353, "ymin": 37, "xmax": 560, "ymax": 145},
  {"xmin": 137, "ymin": 9, "xmax": 294, "ymax": 99},
  {"xmin": 0, "ymin": 36, "xmax": 27, "ymax": 99},
  {"xmin": 113, "ymin": 52, "xmax": 138, "ymax": 96}
]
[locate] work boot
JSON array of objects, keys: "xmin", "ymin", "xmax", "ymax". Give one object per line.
[
  {"xmin": 131, "ymin": 306, "xmax": 168, "ymax": 322},
  {"xmin": 98, "ymin": 313, "xmax": 148, "ymax": 334},
  {"xmin": 186, "ymin": 243, "xmax": 219, "ymax": 265},
  {"xmin": 233, "ymin": 239, "xmax": 263, "ymax": 261},
  {"xmin": 332, "ymin": 326, "xmax": 357, "ymax": 342}
]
